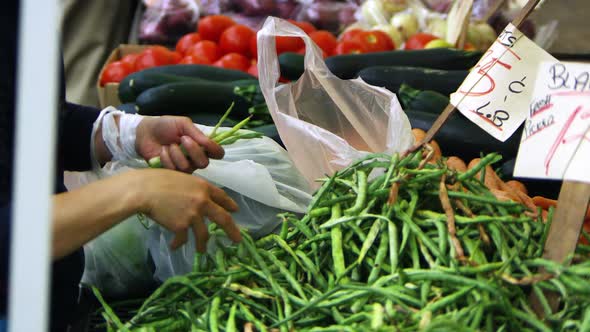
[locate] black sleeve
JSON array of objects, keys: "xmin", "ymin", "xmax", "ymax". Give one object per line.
[{"xmin": 58, "ymin": 102, "xmax": 101, "ymax": 172}]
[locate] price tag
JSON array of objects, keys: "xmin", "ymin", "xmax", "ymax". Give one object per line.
[
  {"xmin": 563, "ymin": 125, "xmax": 590, "ymax": 183},
  {"xmin": 450, "ymin": 23, "xmax": 556, "ymax": 142},
  {"xmin": 514, "ymin": 61, "xmax": 590, "ymax": 181}
]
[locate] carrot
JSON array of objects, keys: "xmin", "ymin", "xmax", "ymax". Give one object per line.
[
  {"xmin": 533, "ymin": 196, "xmax": 590, "ymax": 220},
  {"xmin": 490, "ymin": 189, "xmax": 515, "ymax": 202},
  {"xmin": 506, "ymin": 180, "xmax": 528, "ymax": 196},
  {"xmin": 446, "ymin": 156, "xmax": 467, "ymax": 172},
  {"xmin": 491, "ymin": 171, "xmax": 536, "ymax": 214},
  {"xmin": 430, "ymin": 139, "xmax": 442, "ymax": 161},
  {"xmin": 412, "ymin": 128, "xmax": 426, "ymax": 143},
  {"xmin": 532, "ymin": 196, "xmax": 557, "ymax": 210},
  {"xmin": 467, "ymin": 158, "xmax": 499, "ymax": 190}
]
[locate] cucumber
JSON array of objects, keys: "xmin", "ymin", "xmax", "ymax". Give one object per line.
[
  {"xmin": 359, "ymin": 66, "xmax": 468, "ymax": 96},
  {"xmin": 398, "ymin": 84, "xmax": 450, "ymax": 114},
  {"xmin": 405, "ymin": 110, "xmax": 521, "ymax": 162},
  {"xmin": 325, "ymin": 48, "xmax": 482, "ymax": 79},
  {"xmin": 279, "ymin": 52, "xmax": 305, "ymax": 81},
  {"xmin": 135, "ymin": 79, "xmax": 262, "ymax": 118},
  {"xmin": 119, "ymin": 65, "xmax": 255, "ymax": 102},
  {"xmin": 119, "ymin": 74, "xmax": 208, "ymax": 103}
]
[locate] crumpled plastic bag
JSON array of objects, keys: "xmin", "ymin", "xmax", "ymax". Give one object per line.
[
  {"xmin": 257, "ymin": 17, "xmax": 414, "ymax": 188},
  {"xmin": 65, "ymin": 164, "xmax": 155, "ymax": 298},
  {"xmin": 66, "ymin": 122, "xmax": 312, "ymax": 287},
  {"xmin": 148, "ymin": 125, "xmax": 312, "ymax": 281}
]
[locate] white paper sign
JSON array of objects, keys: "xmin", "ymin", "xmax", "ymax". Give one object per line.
[
  {"xmin": 564, "ymin": 126, "xmax": 590, "ymax": 183},
  {"xmin": 514, "ymin": 61, "xmax": 590, "ymax": 182},
  {"xmin": 450, "ymin": 23, "xmax": 556, "ymax": 142}
]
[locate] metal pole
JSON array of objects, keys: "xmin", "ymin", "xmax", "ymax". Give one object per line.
[{"xmin": 9, "ymin": 0, "xmax": 59, "ymax": 331}]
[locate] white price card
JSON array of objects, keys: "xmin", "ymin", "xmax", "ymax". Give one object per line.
[
  {"xmin": 564, "ymin": 125, "xmax": 590, "ymax": 183},
  {"xmin": 514, "ymin": 61, "xmax": 590, "ymax": 182},
  {"xmin": 450, "ymin": 23, "xmax": 556, "ymax": 142}
]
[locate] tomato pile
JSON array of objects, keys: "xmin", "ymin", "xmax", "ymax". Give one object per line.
[{"xmin": 100, "ymin": 15, "xmax": 402, "ymax": 86}]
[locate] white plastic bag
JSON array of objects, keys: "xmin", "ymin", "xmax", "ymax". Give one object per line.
[
  {"xmin": 144, "ymin": 124, "xmax": 313, "ymax": 281},
  {"xmin": 66, "ymin": 123, "xmax": 312, "ymax": 286},
  {"xmin": 257, "ymin": 17, "xmax": 413, "ymax": 188},
  {"xmin": 65, "ymin": 165, "xmax": 155, "ymax": 298}
]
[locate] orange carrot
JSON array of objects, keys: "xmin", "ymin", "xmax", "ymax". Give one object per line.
[
  {"xmin": 412, "ymin": 128, "xmax": 426, "ymax": 143},
  {"xmin": 467, "ymin": 158, "xmax": 499, "ymax": 190},
  {"xmin": 532, "ymin": 196, "xmax": 557, "ymax": 210},
  {"xmin": 430, "ymin": 139, "xmax": 442, "ymax": 161},
  {"xmin": 506, "ymin": 180, "xmax": 528, "ymax": 196},
  {"xmin": 446, "ymin": 156, "xmax": 467, "ymax": 172}
]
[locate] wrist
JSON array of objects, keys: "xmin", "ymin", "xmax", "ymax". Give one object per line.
[{"xmin": 121, "ymin": 169, "xmax": 151, "ymax": 215}]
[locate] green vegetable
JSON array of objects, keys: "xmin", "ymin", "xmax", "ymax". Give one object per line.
[
  {"xmin": 92, "ymin": 148, "xmax": 590, "ymax": 332},
  {"xmin": 398, "ymin": 84, "xmax": 450, "ymax": 114}
]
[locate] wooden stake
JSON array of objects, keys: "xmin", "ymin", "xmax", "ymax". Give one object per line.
[
  {"xmin": 409, "ymin": 0, "xmax": 542, "ymax": 152},
  {"xmin": 530, "ymin": 181, "xmax": 590, "ymax": 316}
]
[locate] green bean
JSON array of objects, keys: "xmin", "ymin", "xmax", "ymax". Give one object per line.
[
  {"xmin": 238, "ymin": 302, "xmax": 269, "ymax": 332},
  {"xmin": 368, "ymin": 223, "xmax": 389, "ymax": 284},
  {"xmin": 262, "ymin": 250, "xmax": 308, "ymax": 301},
  {"xmin": 208, "ymin": 296, "xmax": 221, "ymax": 332},
  {"xmin": 422, "ymin": 286, "xmax": 474, "ymax": 314},
  {"xmin": 225, "ymin": 303, "xmax": 238, "ymax": 332},
  {"xmin": 357, "ymin": 220, "xmax": 381, "ymax": 265},
  {"xmin": 387, "ymin": 221, "xmax": 400, "ymax": 274},
  {"xmin": 330, "ymin": 202, "xmax": 347, "ymax": 282},
  {"xmin": 457, "ymin": 154, "xmax": 502, "ymax": 181}
]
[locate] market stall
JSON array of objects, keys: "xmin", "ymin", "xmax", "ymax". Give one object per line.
[{"xmin": 40, "ymin": 0, "xmax": 590, "ymax": 331}]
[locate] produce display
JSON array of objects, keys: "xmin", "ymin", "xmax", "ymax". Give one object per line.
[
  {"xmin": 86, "ymin": 2, "xmax": 586, "ymax": 330},
  {"xmin": 92, "ymin": 138, "xmax": 590, "ymax": 331}
]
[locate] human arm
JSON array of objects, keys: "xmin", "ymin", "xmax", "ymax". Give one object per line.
[{"xmin": 52, "ymin": 168, "xmax": 241, "ymax": 260}]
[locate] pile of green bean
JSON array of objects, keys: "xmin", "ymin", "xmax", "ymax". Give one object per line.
[{"xmin": 94, "ymin": 148, "xmax": 590, "ymax": 332}]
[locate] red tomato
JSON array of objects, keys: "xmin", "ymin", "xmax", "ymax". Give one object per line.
[
  {"xmin": 100, "ymin": 61, "xmax": 132, "ymax": 85},
  {"xmin": 276, "ymin": 36, "xmax": 304, "ymax": 55},
  {"xmin": 187, "ymin": 40, "xmax": 221, "ymax": 62},
  {"xmin": 219, "ymin": 25, "xmax": 256, "ymax": 56},
  {"xmin": 339, "ymin": 28, "xmax": 363, "ymax": 42},
  {"xmin": 175, "ymin": 33, "xmax": 201, "ymax": 55},
  {"xmin": 170, "ymin": 51, "xmax": 182, "ymax": 63},
  {"xmin": 249, "ymin": 35, "xmax": 258, "ymax": 60},
  {"xmin": 309, "ymin": 30, "xmax": 338, "ymax": 56},
  {"xmin": 213, "ymin": 53, "xmax": 250, "ymax": 71},
  {"xmin": 333, "ymin": 40, "xmax": 366, "ymax": 55},
  {"xmin": 198, "ymin": 15, "xmax": 236, "ymax": 42},
  {"xmin": 353, "ymin": 30, "xmax": 394, "ymax": 53},
  {"xmin": 179, "ymin": 55, "xmax": 211, "ymax": 65},
  {"xmin": 247, "ymin": 59, "xmax": 258, "ymax": 77},
  {"xmin": 463, "ymin": 42, "xmax": 476, "ymax": 51},
  {"xmin": 405, "ymin": 33, "xmax": 439, "ymax": 50},
  {"xmin": 120, "ymin": 54, "xmax": 139, "ymax": 70},
  {"xmin": 135, "ymin": 46, "xmax": 176, "ymax": 71},
  {"xmin": 287, "ymin": 20, "xmax": 316, "ymax": 34}
]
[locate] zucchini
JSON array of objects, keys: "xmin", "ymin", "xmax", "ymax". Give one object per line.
[
  {"xmin": 405, "ymin": 110, "xmax": 521, "ymax": 162},
  {"xmin": 325, "ymin": 48, "xmax": 482, "ymax": 79},
  {"xmin": 119, "ymin": 74, "xmax": 206, "ymax": 103},
  {"xmin": 359, "ymin": 66, "xmax": 468, "ymax": 96},
  {"xmin": 135, "ymin": 79, "xmax": 262, "ymax": 118},
  {"xmin": 279, "ymin": 52, "xmax": 305, "ymax": 81},
  {"xmin": 119, "ymin": 65, "xmax": 255, "ymax": 102},
  {"xmin": 398, "ymin": 84, "xmax": 450, "ymax": 114}
]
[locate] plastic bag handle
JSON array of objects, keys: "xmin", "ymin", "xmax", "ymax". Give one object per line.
[{"xmin": 256, "ymin": 17, "xmax": 330, "ymax": 109}]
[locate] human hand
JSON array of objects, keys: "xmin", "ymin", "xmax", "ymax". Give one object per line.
[
  {"xmin": 135, "ymin": 169, "xmax": 241, "ymax": 252},
  {"xmin": 135, "ymin": 116, "xmax": 224, "ymax": 173}
]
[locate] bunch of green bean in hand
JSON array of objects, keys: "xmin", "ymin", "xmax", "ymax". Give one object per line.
[
  {"xmin": 94, "ymin": 147, "xmax": 590, "ymax": 332},
  {"xmin": 147, "ymin": 103, "xmax": 263, "ymax": 169}
]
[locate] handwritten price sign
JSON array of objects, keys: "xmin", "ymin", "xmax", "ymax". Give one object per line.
[
  {"xmin": 514, "ymin": 61, "xmax": 590, "ymax": 182},
  {"xmin": 450, "ymin": 23, "xmax": 556, "ymax": 142}
]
